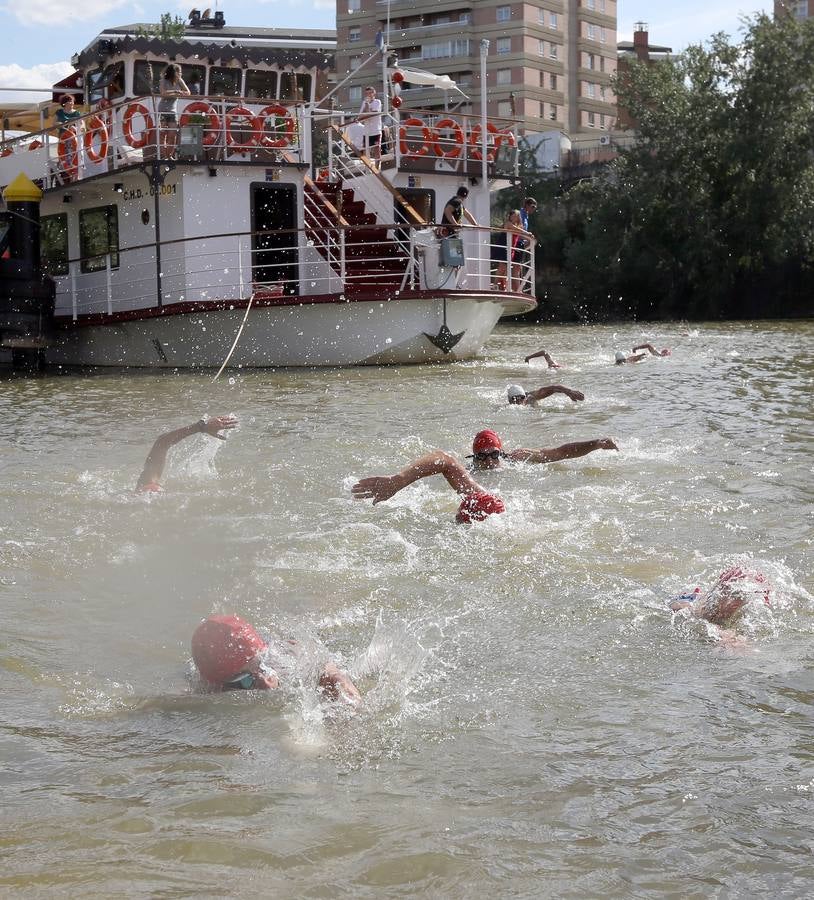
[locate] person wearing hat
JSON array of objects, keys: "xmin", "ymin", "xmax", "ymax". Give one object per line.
[
  {"xmin": 614, "ymin": 350, "xmax": 647, "ymax": 365},
  {"xmin": 467, "ymin": 429, "xmax": 617, "ymax": 470},
  {"xmin": 191, "ymin": 614, "xmax": 361, "ymax": 701},
  {"xmin": 632, "ymin": 343, "xmax": 672, "ymax": 357},
  {"xmin": 506, "ymin": 384, "xmax": 584, "ymax": 407},
  {"xmin": 524, "ymin": 348, "xmax": 563, "ymax": 368},
  {"xmin": 352, "ymin": 450, "xmax": 505, "ymax": 525},
  {"xmin": 136, "ymin": 415, "xmax": 238, "ymax": 493}
]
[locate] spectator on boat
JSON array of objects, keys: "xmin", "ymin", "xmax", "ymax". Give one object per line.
[
  {"xmin": 524, "ymin": 348, "xmax": 563, "ymax": 368},
  {"xmin": 55, "ymin": 94, "xmax": 83, "ymax": 182},
  {"xmin": 55, "ymin": 94, "xmax": 82, "ymax": 134},
  {"xmin": 492, "ymin": 210, "xmax": 530, "ymax": 291},
  {"xmin": 507, "ymin": 384, "xmax": 584, "ymax": 406},
  {"xmin": 440, "ymin": 186, "xmax": 478, "ymax": 237},
  {"xmin": 191, "ymin": 614, "xmax": 361, "ymax": 702},
  {"xmin": 614, "ymin": 350, "xmax": 647, "ymax": 365},
  {"xmin": 158, "ymin": 63, "xmax": 191, "ymax": 158},
  {"xmin": 632, "ymin": 343, "xmax": 672, "ymax": 357},
  {"xmin": 352, "ymin": 450, "xmax": 505, "ymax": 524},
  {"xmin": 135, "ymin": 415, "xmax": 237, "ymax": 493},
  {"xmin": 355, "ymin": 85, "xmax": 382, "ymax": 169},
  {"xmin": 519, "ymin": 197, "xmax": 538, "ymax": 233}
]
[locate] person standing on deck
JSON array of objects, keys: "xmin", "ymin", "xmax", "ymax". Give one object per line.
[{"xmin": 355, "ymin": 86, "xmax": 382, "ymax": 169}]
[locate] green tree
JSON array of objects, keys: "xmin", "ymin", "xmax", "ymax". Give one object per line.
[
  {"xmin": 136, "ymin": 13, "xmax": 187, "ymax": 42},
  {"xmin": 563, "ymin": 12, "xmax": 814, "ymax": 319}
]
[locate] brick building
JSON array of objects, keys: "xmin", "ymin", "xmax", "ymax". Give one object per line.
[
  {"xmin": 774, "ymin": 0, "xmax": 814, "ymax": 19},
  {"xmin": 335, "ymin": 1, "xmax": 618, "ymax": 138}
]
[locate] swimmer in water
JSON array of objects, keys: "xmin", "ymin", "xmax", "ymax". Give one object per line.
[
  {"xmin": 507, "ymin": 384, "xmax": 585, "ymax": 406},
  {"xmin": 136, "ymin": 415, "xmax": 238, "ymax": 492},
  {"xmin": 191, "ymin": 614, "xmax": 361, "ymax": 702},
  {"xmin": 524, "ymin": 348, "xmax": 563, "ymax": 368},
  {"xmin": 352, "ymin": 450, "xmax": 505, "ymax": 524},
  {"xmin": 467, "ymin": 428, "xmax": 618, "ymax": 470},
  {"xmin": 669, "ymin": 566, "xmax": 772, "ymax": 636},
  {"xmin": 632, "ymin": 343, "xmax": 672, "ymax": 357},
  {"xmin": 614, "ymin": 350, "xmax": 647, "ymax": 365}
]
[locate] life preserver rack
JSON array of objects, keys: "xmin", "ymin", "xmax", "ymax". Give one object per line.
[{"xmin": 395, "ymin": 116, "xmax": 515, "ymax": 163}]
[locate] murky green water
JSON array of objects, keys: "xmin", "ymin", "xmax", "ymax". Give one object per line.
[{"xmin": 1, "ymin": 321, "xmax": 812, "ymax": 896}]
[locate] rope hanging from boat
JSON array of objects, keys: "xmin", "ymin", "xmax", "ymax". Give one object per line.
[{"xmin": 212, "ymin": 294, "xmax": 255, "ymax": 382}]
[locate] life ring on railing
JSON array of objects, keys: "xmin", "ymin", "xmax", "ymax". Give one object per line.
[
  {"xmin": 28, "ymin": 140, "xmax": 43, "ymax": 151},
  {"xmin": 399, "ymin": 117, "xmax": 433, "ymax": 157},
  {"xmin": 179, "ymin": 102, "xmax": 221, "ymax": 146},
  {"xmin": 493, "ymin": 129, "xmax": 516, "ymax": 156},
  {"xmin": 255, "ymin": 104, "xmax": 295, "ymax": 148},
  {"xmin": 1, "ymin": 147, "xmax": 13, "ymax": 157},
  {"xmin": 469, "ymin": 122, "xmax": 499, "ymax": 162},
  {"xmin": 122, "ymin": 103, "xmax": 155, "ymax": 149},
  {"xmin": 57, "ymin": 127, "xmax": 79, "ymax": 179},
  {"xmin": 83, "ymin": 115, "xmax": 109, "ymax": 163},
  {"xmin": 225, "ymin": 105, "xmax": 260, "ymax": 150},
  {"xmin": 431, "ymin": 118, "xmax": 464, "ymax": 159}
]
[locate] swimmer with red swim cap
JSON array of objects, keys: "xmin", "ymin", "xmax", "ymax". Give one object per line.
[
  {"xmin": 669, "ymin": 567, "xmax": 772, "ymax": 628},
  {"xmin": 467, "ymin": 428, "xmax": 617, "ymax": 470},
  {"xmin": 352, "ymin": 450, "xmax": 504, "ymax": 525},
  {"xmin": 136, "ymin": 415, "xmax": 238, "ymax": 493},
  {"xmin": 191, "ymin": 614, "xmax": 360, "ymax": 702}
]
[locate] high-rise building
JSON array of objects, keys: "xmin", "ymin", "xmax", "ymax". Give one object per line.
[
  {"xmin": 335, "ymin": 1, "xmax": 618, "ymax": 137},
  {"xmin": 774, "ymin": 0, "xmax": 813, "ymax": 20}
]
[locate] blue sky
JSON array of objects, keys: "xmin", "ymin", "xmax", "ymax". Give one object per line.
[{"xmin": 0, "ymin": 0, "xmax": 774, "ymax": 103}]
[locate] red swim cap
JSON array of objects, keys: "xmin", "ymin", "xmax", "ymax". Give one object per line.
[
  {"xmin": 456, "ymin": 491, "xmax": 505, "ymax": 524},
  {"xmin": 472, "ymin": 429, "xmax": 503, "ymax": 454},
  {"xmin": 191, "ymin": 615, "xmax": 268, "ymax": 684},
  {"xmin": 716, "ymin": 567, "xmax": 772, "ymax": 606}
]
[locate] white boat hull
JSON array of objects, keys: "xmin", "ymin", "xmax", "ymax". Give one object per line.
[{"xmin": 47, "ymin": 294, "xmax": 525, "ymax": 367}]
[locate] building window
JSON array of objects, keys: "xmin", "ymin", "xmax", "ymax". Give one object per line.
[
  {"xmin": 550, "ymin": 12, "xmax": 558, "ymax": 29},
  {"xmin": 538, "ymin": 39, "xmax": 546, "ymax": 56},
  {"xmin": 347, "ymin": 0, "xmax": 361, "ymax": 11},
  {"xmin": 549, "ymin": 43, "xmax": 558, "ymax": 59},
  {"xmin": 348, "ymin": 27, "xmax": 360, "ymax": 42},
  {"xmin": 40, "ymin": 213, "xmax": 69, "ymax": 276},
  {"xmin": 423, "ymin": 39, "xmax": 471, "ymax": 60},
  {"xmin": 549, "ymin": 104, "xmax": 557, "ymax": 121},
  {"xmin": 599, "ymin": 27, "xmax": 606, "ymax": 43},
  {"xmin": 585, "ymin": 0, "xmax": 595, "ymax": 8},
  {"xmin": 587, "ymin": 111, "xmax": 596, "ymax": 127},
  {"xmin": 538, "ymin": 8, "xmax": 546, "ymax": 25},
  {"xmin": 600, "ymin": 85, "xmax": 606, "ymax": 101},
  {"xmin": 496, "ymin": 36, "xmax": 511, "ymax": 54},
  {"xmin": 586, "ymin": 24, "xmax": 597, "ymax": 41},
  {"xmin": 496, "ymin": 5, "xmax": 510, "ymax": 22},
  {"xmin": 550, "ymin": 72, "xmax": 558, "ymax": 90},
  {"xmin": 349, "ymin": 85, "xmax": 362, "ymax": 103},
  {"xmin": 498, "ymin": 99, "xmax": 512, "ymax": 117},
  {"xmin": 497, "ymin": 68, "xmax": 512, "ymax": 85},
  {"xmin": 600, "ymin": 55, "xmax": 606, "ymax": 72},
  {"xmin": 349, "ymin": 56, "xmax": 362, "ymax": 71},
  {"xmin": 586, "ymin": 52, "xmax": 595, "ymax": 69},
  {"xmin": 585, "ymin": 82, "xmax": 595, "ymax": 99},
  {"xmin": 79, "ymin": 205, "xmax": 119, "ymax": 274},
  {"xmin": 600, "ymin": 114, "xmax": 606, "ymax": 129}
]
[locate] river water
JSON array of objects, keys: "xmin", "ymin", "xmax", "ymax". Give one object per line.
[{"xmin": 1, "ymin": 321, "xmax": 812, "ymax": 896}]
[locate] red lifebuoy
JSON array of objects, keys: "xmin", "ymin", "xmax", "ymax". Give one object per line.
[
  {"xmin": 1, "ymin": 147, "xmax": 12, "ymax": 157},
  {"xmin": 255, "ymin": 105, "xmax": 295, "ymax": 148},
  {"xmin": 179, "ymin": 101, "xmax": 221, "ymax": 146},
  {"xmin": 399, "ymin": 117, "xmax": 432, "ymax": 157},
  {"xmin": 57, "ymin": 127, "xmax": 79, "ymax": 179},
  {"xmin": 122, "ymin": 102, "xmax": 155, "ymax": 149},
  {"xmin": 83, "ymin": 115, "xmax": 109, "ymax": 163},
  {"xmin": 469, "ymin": 122, "xmax": 499, "ymax": 162},
  {"xmin": 28, "ymin": 140, "xmax": 44, "ymax": 151},
  {"xmin": 493, "ymin": 129, "xmax": 516, "ymax": 156},
  {"xmin": 225, "ymin": 105, "xmax": 260, "ymax": 150},
  {"xmin": 432, "ymin": 118, "xmax": 464, "ymax": 159}
]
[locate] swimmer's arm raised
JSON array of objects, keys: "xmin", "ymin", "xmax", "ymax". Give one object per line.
[
  {"xmin": 352, "ymin": 451, "xmax": 481, "ymax": 503},
  {"xmin": 524, "ymin": 349, "xmax": 562, "ymax": 368},
  {"xmin": 507, "ymin": 438, "xmax": 618, "ymax": 464},
  {"xmin": 136, "ymin": 415, "xmax": 238, "ymax": 489},
  {"xmin": 525, "ymin": 385, "xmax": 584, "ymax": 404}
]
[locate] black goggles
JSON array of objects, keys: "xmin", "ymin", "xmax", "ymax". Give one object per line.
[{"xmin": 467, "ymin": 449, "xmax": 504, "ymax": 461}]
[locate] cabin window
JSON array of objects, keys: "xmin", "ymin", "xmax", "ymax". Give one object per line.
[
  {"xmin": 87, "ymin": 63, "xmax": 124, "ymax": 104},
  {"xmin": 245, "ymin": 69, "xmax": 278, "ymax": 100},
  {"xmin": 181, "ymin": 65, "xmax": 206, "ymax": 95},
  {"xmin": 79, "ymin": 205, "xmax": 119, "ymax": 274},
  {"xmin": 40, "ymin": 214, "xmax": 69, "ymax": 276},
  {"xmin": 279, "ymin": 73, "xmax": 312, "ymax": 103},
  {"xmin": 134, "ymin": 61, "xmax": 159, "ymax": 95},
  {"xmin": 209, "ymin": 67, "xmax": 242, "ymax": 97}
]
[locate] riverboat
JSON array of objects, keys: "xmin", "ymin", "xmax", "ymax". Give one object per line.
[{"xmin": 0, "ymin": 13, "xmax": 536, "ymax": 367}]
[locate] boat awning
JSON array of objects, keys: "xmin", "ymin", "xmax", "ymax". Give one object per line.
[
  {"xmin": 390, "ymin": 67, "xmax": 467, "ymax": 97},
  {"xmin": 0, "ymin": 102, "xmax": 51, "ymax": 138}
]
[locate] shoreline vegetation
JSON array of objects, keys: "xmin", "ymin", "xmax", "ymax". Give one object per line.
[{"xmin": 502, "ymin": 13, "xmax": 814, "ymax": 323}]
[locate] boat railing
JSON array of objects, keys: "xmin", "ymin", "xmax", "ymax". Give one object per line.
[
  {"xmin": 0, "ymin": 95, "xmax": 310, "ymax": 189},
  {"xmin": 49, "ymin": 223, "xmax": 534, "ymax": 319}
]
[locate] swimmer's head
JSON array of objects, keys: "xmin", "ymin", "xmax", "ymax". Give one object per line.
[
  {"xmin": 660, "ymin": 348, "xmax": 672, "ymax": 356},
  {"xmin": 507, "ymin": 384, "xmax": 526, "ymax": 404},
  {"xmin": 456, "ymin": 491, "xmax": 505, "ymax": 524},
  {"xmin": 191, "ymin": 615, "xmax": 275, "ymax": 689},
  {"xmin": 469, "ymin": 429, "xmax": 504, "ymax": 468},
  {"xmin": 700, "ymin": 567, "xmax": 772, "ymax": 625},
  {"xmin": 614, "ymin": 351, "xmax": 626, "ymax": 364}
]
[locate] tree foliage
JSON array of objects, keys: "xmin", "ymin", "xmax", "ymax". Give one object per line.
[
  {"xmin": 561, "ymin": 13, "xmax": 814, "ymax": 319},
  {"xmin": 136, "ymin": 14, "xmax": 187, "ymax": 42}
]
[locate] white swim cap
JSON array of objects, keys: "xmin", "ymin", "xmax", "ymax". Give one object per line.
[
  {"xmin": 507, "ymin": 384, "xmax": 526, "ymax": 399},
  {"xmin": 614, "ymin": 351, "xmax": 626, "ymax": 363}
]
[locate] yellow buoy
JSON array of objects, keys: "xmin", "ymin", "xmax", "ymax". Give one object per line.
[{"xmin": 3, "ymin": 172, "xmax": 42, "ymax": 203}]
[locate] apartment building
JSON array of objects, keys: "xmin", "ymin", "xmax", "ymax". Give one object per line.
[
  {"xmin": 774, "ymin": 0, "xmax": 813, "ymax": 19},
  {"xmin": 335, "ymin": 1, "xmax": 618, "ymax": 137}
]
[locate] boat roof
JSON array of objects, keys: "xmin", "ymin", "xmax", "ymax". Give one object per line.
[
  {"xmin": 0, "ymin": 101, "xmax": 52, "ymax": 136},
  {"xmin": 75, "ymin": 23, "xmax": 336, "ymax": 69}
]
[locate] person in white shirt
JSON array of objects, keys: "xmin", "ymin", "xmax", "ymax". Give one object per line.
[{"xmin": 356, "ymin": 86, "xmax": 382, "ymax": 168}]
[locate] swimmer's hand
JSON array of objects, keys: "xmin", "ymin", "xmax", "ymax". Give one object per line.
[
  {"xmin": 202, "ymin": 415, "xmax": 238, "ymax": 440},
  {"xmin": 319, "ymin": 662, "xmax": 362, "ymax": 704},
  {"xmin": 564, "ymin": 388, "xmax": 585, "ymax": 402},
  {"xmin": 597, "ymin": 438, "xmax": 618, "ymax": 451},
  {"xmin": 351, "ymin": 475, "xmax": 401, "ymax": 504}
]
